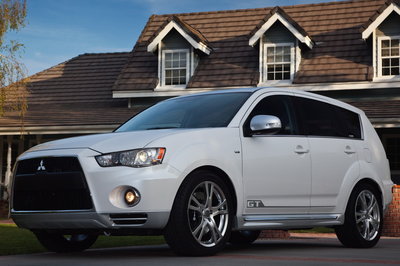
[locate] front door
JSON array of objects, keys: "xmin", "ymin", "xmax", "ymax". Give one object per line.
[{"xmin": 241, "ymin": 94, "xmax": 311, "ymax": 215}]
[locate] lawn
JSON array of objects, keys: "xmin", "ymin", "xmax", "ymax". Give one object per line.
[{"xmin": 0, "ymin": 223, "xmax": 165, "ymax": 256}]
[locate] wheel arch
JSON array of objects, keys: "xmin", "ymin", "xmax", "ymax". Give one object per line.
[
  {"xmin": 353, "ymin": 178, "xmax": 383, "ymax": 204},
  {"xmin": 179, "ymin": 165, "xmax": 238, "ymax": 216}
]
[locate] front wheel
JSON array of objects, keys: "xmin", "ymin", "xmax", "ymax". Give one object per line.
[
  {"xmin": 164, "ymin": 170, "xmax": 234, "ymax": 256},
  {"xmin": 34, "ymin": 231, "xmax": 98, "ymax": 252},
  {"xmin": 335, "ymin": 183, "xmax": 382, "ymax": 248}
]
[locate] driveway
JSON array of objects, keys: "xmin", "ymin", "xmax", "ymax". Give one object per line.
[{"xmin": 1, "ymin": 237, "xmax": 400, "ymax": 265}]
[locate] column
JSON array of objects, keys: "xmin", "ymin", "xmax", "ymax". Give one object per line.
[
  {"xmin": 0, "ymin": 136, "xmax": 3, "ymax": 200},
  {"xmin": 3, "ymin": 136, "xmax": 12, "ymax": 200}
]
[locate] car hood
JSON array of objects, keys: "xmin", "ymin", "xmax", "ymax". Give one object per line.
[{"xmin": 28, "ymin": 130, "xmax": 183, "ymax": 154}]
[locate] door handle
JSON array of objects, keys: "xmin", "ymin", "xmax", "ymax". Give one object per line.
[
  {"xmin": 344, "ymin": 145, "xmax": 356, "ymax": 154},
  {"xmin": 295, "ymin": 145, "xmax": 309, "ymax": 154}
]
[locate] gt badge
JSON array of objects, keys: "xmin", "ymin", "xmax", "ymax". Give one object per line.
[{"xmin": 247, "ymin": 200, "xmax": 265, "ymax": 208}]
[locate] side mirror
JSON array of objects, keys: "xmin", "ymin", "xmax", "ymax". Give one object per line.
[{"xmin": 250, "ymin": 115, "xmax": 282, "ymax": 135}]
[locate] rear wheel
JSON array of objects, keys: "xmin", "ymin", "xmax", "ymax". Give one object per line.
[
  {"xmin": 34, "ymin": 231, "xmax": 98, "ymax": 252},
  {"xmin": 164, "ymin": 170, "xmax": 233, "ymax": 256},
  {"xmin": 335, "ymin": 183, "xmax": 382, "ymax": 248},
  {"xmin": 229, "ymin": 230, "xmax": 260, "ymax": 245}
]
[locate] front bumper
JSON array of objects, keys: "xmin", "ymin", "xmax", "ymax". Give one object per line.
[
  {"xmin": 11, "ymin": 211, "xmax": 170, "ymax": 230},
  {"xmin": 11, "ymin": 148, "xmax": 182, "ymax": 231}
]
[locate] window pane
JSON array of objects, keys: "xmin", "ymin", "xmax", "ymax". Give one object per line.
[
  {"xmin": 383, "ymin": 67, "xmax": 390, "ymax": 75},
  {"xmin": 165, "ymin": 53, "xmax": 172, "ymax": 60},
  {"xmin": 179, "ymin": 76, "xmax": 186, "ymax": 84},
  {"xmin": 276, "ymin": 64, "xmax": 283, "ymax": 72},
  {"xmin": 173, "ymin": 77, "xmax": 179, "ymax": 84},
  {"xmin": 267, "ymin": 55, "xmax": 274, "ymax": 63},
  {"xmin": 173, "ymin": 53, "xmax": 179, "ymax": 61},
  {"xmin": 275, "ymin": 54, "xmax": 283, "ymax": 62},
  {"xmin": 382, "ymin": 48, "xmax": 390, "ymax": 56},
  {"xmin": 172, "ymin": 60, "xmax": 179, "ymax": 68},
  {"xmin": 382, "ymin": 40, "xmax": 390, "ymax": 48},
  {"xmin": 180, "ymin": 59, "xmax": 186, "ymax": 67},
  {"xmin": 165, "ymin": 60, "xmax": 172, "ymax": 68},
  {"xmin": 179, "ymin": 69, "xmax": 186, "ymax": 77},
  {"xmin": 246, "ymin": 95, "xmax": 296, "ymax": 135},
  {"xmin": 165, "ymin": 70, "xmax": 172, "ymax": 78},
  {"xmin": 284, "ymin": 55, "xmax": 290, "ymax": 62},
  {"xmin": 391, "ymin": 39, "xmax": 399, "ymax": 47},
  {"xmin": 392, "ymin": 58, "xmax": 399, "ymax": 67},
  {"xmin": 275, "ymin": 72, "xmax": 283, "ymax": 80},
  {"xmin": 391, "ymin": 67, "xmax": 399, "ymax": 76},
  {"xmin": 165, "ymin": 77, "xmax": 172, "ymax": 85},
  {"xmin": 267, "ymin": 73, "xmax": 274, "ymax": 80},
  {"xmin": 267, "ymin": 47, "xmax": 274, "ymax": 55},
  {"xmin": 382, "ymin": 58, "xmax": 390, "ymax": 66},
  {"xmin": 283, "ymin": 46, "xmax": 290, "ymax": 55},
  {"xmin": 295, "ymin": 97, "xmax": 339, "ymax": 137},
  {"xmin": 392, "ymin": 48, "xmax": 400, "ymax": 56},
  {"xmin": 284, "ymin": 64, "xmax": 290, "ymax": 72}
]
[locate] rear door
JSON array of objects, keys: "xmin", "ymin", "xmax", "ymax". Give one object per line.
[{"xmin": 293, "ymin": 96, "xmax": 361, "ymax": 212}]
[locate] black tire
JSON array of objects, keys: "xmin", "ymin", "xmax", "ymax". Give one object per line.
[
  {"xmin": 34, "ymin": 231, "xmax": 98, "ymax": 252},
  {"xmin": 229, "ymin": 230, "xmax": 260, "ymax": 245},
  {"xmin": 335, "ymin": 183, "xmax": 383, "ymax": 248},
  {"xmin": 164, "ymin": 170, "xmax": 234, "ymax": 256}
]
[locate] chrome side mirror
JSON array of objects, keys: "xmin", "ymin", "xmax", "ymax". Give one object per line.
[{"xmin": 250, "ymin": 115, "xmax": 282, "ymax": 135}]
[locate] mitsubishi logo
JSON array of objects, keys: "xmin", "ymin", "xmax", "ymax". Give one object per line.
[{"xmin": 37, "ymin": 160, "xmax": 46, "ymax": 171}]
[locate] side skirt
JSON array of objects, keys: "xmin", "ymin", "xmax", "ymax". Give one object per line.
[{"xmin": 235, "ymin": 214, "xmax": 344, "ymax": 230}]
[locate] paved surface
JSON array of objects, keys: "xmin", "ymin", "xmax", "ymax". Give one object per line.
[{"xmin": 1, "ymin": 237, "xmax": 400, "ymax": 266}]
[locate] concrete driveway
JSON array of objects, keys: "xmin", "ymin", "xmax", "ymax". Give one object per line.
[{"xmin": 1, "ymin": 237, "xmax": 400, "ymax": 266}]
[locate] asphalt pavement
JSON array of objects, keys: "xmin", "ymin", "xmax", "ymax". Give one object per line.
[{"xmin": 1, "ymin": 237, "xmax": 400, "ymax": 266}]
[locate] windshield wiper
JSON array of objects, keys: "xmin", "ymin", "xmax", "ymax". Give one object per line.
[{"xmin": 146, "ymin": 127, "xmax": 180, "ymax": 130}]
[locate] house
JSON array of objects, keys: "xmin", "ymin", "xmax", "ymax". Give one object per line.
[{"xmin": 1, "ymin": 0, "xmax": 400, "ymax": 231}]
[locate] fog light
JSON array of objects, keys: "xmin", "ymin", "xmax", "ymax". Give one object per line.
[{"xmin": 124, "ymin": 189, "xmax": 140, "ymax": 206}]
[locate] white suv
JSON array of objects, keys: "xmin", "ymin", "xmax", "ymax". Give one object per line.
[{"xmin": 11, "ymin": 88, "xmax": 393, "ymax": 255}]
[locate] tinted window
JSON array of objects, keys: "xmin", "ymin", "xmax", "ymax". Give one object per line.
[
  {"xmin": 116, "ymin": 92, "xmax": 251, "ymax": 132},
  {"xmin": 244, "ymin": 95, "xmax": 297, "ymax": 136},
  {"xmin": 294, "ymin": 97, "xmax": 361, "ymax": 139}
]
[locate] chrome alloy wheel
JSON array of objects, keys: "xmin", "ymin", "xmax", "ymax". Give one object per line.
[
  {"xmin": 187, "ymin": 181, "xmax": 229, "ymax": 247},
  {"xmin": 355, "ymin": 190, "xmax": 381, "ymax": 241}
]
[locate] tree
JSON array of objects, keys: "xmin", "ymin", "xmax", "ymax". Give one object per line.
[
  {"xmin": 0, "ymin": 0, "xmax": 27, "ymax": 119},
  {"xmin": 0, "ymin": 0, "xmax": 27, "ymax": 203}
]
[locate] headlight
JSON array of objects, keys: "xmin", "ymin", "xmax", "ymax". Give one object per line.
[{"xmin": 95, "ymin": 148, "xmax": 166, "ymax": 168}]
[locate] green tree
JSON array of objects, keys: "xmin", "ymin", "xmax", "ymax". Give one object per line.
[{"xmin": 0, "ymin": 0, "xmax": 27, "ymax": 118}]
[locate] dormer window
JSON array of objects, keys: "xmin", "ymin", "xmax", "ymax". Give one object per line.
[
  {"xmin": 361, "ymin": 2, "xmax": 400, "ymax": 80},
  {"xmin": 162, "ymin": 49, "xmax": 190, "ymax": 86},
  {"xmin": 378, "ymin": 37, "xmax": 400, "ymax": 77},
  {"xmin": 249, "ymin": 7, "xmax": 313, "ymax": 85},
  {"xmin": 147, "ymin": 16, "xmax": 211, "ymax": 89},
  {"xmin": 264, "ymin": 43, "xmax": 294, "ymax": 81}
]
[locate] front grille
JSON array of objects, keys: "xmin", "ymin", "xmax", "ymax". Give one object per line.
[
  {"xmin": 13, "ymin": 157, "xmax": 93, "ymax": 211},
  {"xmin": 110, "ymin": 213, "xmax": 148, "ymax": 225}
]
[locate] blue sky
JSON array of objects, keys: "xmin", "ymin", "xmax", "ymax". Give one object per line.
[{"xmin": 11, "ymin": 0, "xmax": 341, "ymax": 75}]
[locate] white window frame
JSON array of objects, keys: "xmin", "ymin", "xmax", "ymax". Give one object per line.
[
  {"xmin": 160, "ymin": 48, "xmax": 190, "ymax": 89},
  {"xmin": 376, "ymin": 35, "xmax": 400, "ymax": 79},
  {"xmin": 262, "ymin": 42, "xmax": 295, "ymax": 84}
]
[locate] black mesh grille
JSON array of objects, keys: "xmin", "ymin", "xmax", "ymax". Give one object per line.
[{"xmin": 13, "ymin": 157, "xmax": 93, "ymax": 211}]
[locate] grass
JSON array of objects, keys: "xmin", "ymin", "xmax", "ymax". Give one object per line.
[{"xmin": 0, "ymin": 223, "xmax": 165, "ymax": 256}]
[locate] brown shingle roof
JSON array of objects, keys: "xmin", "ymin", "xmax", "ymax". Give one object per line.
[
  {"xmin": 0, "ymin": 52, "xmax": 146, "ymax": 131},
  {"xmin": 114, "ymin": 0, "xmax": 388, "ymax": 91}
]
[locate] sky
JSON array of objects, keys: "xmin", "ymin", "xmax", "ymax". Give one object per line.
[{"xmin": 9, "ymin": 0, "xmax": 342, "ymax": 76}]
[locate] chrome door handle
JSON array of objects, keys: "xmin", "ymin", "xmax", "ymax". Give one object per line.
[
  {"xmin": 344, "ymin": 146, "xmax": 356, "ymax": 154},
  {"xmin": 295, "ymin": 145, "xmax": 309, "ymax": 154}
]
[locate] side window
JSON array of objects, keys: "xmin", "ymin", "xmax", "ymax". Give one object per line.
[
  {"xmin": 335, "ymin": 106, "xmax": 362, "ymax": 139},
  {"xmin": 295, "ymin": 97, "xmax": 362, "ymax": 139},
  {"xmin": 244, "ymin": 95, "xmax": 297, "ymax": 136}
]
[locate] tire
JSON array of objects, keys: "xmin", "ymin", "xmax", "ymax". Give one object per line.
[
  {"xmin": 335, "ymin": 183, "xmax": 383, "ymax": 248},
  {"xmin": 34, "ymin": 231, "xmax": 98, "ymax": 252},
  {"xmin": 229, "ymin": 230, "xmax": 260, "ymax": 245},
  {"xmin": 164, "ymin": 170, "xmax": 234, "ymax": 256}
]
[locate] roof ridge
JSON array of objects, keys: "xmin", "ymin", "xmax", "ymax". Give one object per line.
[
  {"xmin": 151, "ymin": 0, "xmax": 381, "ymax": 17},
  {"xmin": 80, "ymin": 51, "xmax": 131, "ymax": 56}
]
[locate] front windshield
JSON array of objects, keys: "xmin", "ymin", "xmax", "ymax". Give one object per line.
[{"xmin": 116, "ymin": 92, "xmax": 251, "ymax": 132}]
